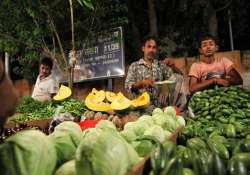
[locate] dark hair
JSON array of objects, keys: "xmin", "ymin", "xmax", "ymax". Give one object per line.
[
  {"xmin": 141, "ymin": 35, "xmax": 158, "ymax": 47},
  {"xmin": 40, "ymin": 57, "xmax": 53, "ymax": 69},
  {"xmin": 199, "ymin": 34, "xmax": 219, "ymax": 48}
]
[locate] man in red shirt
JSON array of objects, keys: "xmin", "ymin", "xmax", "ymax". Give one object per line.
[{"xmin": 189, "ymin": 35, "xmax": 243, "ymax": 94}]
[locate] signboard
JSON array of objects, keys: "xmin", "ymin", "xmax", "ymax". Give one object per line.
[{"xmin": 53, "ymin": 27, "xmax": 125, "ymax": 83}]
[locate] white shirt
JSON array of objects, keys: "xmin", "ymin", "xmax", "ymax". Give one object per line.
[{"xmin": 32, "ymin": 74, "xmax": 59, "ymax": 101}]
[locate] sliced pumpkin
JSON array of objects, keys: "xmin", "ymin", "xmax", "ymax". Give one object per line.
[
  {"xmin": 85, "ymin": 93, "xmax": 112, "ymax": 112},
  {"xmin": 90, "ymin": 88, "xmax": 106, "ymax": 102},
  {"xmin": 105, "ymin": 91, "xmax": 117, "ymax": 102},
  {"xmin": 53, "ymin": 85, "xmax": 72, "ymax": 101},
  {"xmin": 131, "ymin": 92, "xmax": 150, "ymax": 108},
  {"xmin": 111, "ymin": 92, "xmax": 131, "ymax": 111}
]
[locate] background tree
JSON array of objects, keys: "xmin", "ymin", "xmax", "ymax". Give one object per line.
[
  {"xmin": 0, "ymin": 0, "xmax": 249, "ymax": 79},
  {"xmin": 0, "ymin": 0, "xmax": 127, "ymax": 84}
]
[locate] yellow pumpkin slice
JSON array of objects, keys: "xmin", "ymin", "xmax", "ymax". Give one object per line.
[
  {"xmin": 90, "ymin": 88, "xmax": 106, "ymax": 102},
  {"xmin": 105, "ymin": 91, "xmax": 117, "ymax": 102},
  {"xmin": 85, "ymin": 93, "xmax": 112, "ymax": 112},
  {"xmin": 53, "ymin": 85, "xmax": 72, "ymax": 101},
  {"xmin": 111, "ymin": 92, "xmax": 131, "ymax": 111},
  {"xmin": 131, "ymin": 92, "xmax": 150, "ymax": 108}
]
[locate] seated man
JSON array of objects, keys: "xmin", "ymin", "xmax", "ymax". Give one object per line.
[
  {"xmin": 32, "ymin": 57, "xmax": 59, "ymax": 101},
  {"xmin": 0, "ymin": 57, "xmax": 19, "ymax": 128},
  {"xmin": 189, "ymin": 34, "xmax": 243, "ymax": 94},
  {"xmin": 125, "ymin": 35, "xmax": 187, "ymax": 110}
]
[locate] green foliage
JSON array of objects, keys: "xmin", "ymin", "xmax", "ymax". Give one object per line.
[
  {"xmin": 16, "ymin": 96, "xmax": 52, "ymax": 113},
  {"xmin": 77, "ymin": 0, "xmax": 94, "ymax": 10},
  {"xmin": 0, "ymin": 0, "xmax": 127, "ymax": 81},
  {"xmin": 58, "ymin": 98, "xmax": 86, "ymax": 117}
]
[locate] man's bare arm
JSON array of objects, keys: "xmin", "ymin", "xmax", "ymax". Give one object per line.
[
  {"xmin": 226, "ymin": 68, "xmax": 243, "ymax": 85},
  {"xmin": 189, "ymin": 76, "xmax": 216, "ymax": 94}
]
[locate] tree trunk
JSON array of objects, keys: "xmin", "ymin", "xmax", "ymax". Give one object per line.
[
  {"xmin": 127, "ymin": 0, "xmax": 141, "ymax": 54},
  {"xmin": 69, "ymin": 0, "xmax": 75, "ymax": 92},
  {"xmin": 208, "ymin": 12, "xmax": 218, "ymax": 37},
  {"xmin": 147, "ymin": 0, "xmax": 158, "ymax": 37}
]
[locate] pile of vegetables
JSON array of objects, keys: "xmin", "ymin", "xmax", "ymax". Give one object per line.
[
  {"xmin": 149, "ymin": 86, "xmax": 250, "ymax": 175},
  {"xmin": 16, "ymin": 96, "xmax": 51, "ymax": 113},
  {"xmin": 0, "ymin": 130, "xmax": 57, "ymax": 175},
  {"xmin": 10, "ymin": 97, "xmax": 86, "ymax": 123},
  {"xmin": 0, "ymin": 121, "xmax": 141, "ymax": 175},
  {"xmin": 75, "ymin": 121, "xmax": 140, "ymax": 175},
  {"xmin": 185, "ymin": 86, "xmax": 250, "ymax": 138},
  {"xmin": 150, "ymin": 134, "xmax": 250, "ymax": 175},
  {"xmin": 120, "ymin": 107, "xmax": 185, "ymax": 157}
]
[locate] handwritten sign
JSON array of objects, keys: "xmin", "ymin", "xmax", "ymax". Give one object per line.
[{"xmin": 53, "ymin": 27, "xmax": 125, "ymax": 82}]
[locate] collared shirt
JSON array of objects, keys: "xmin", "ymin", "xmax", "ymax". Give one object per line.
[
  {"xmin": 125, "ymin": 58, "xmax": 173, "ymax": 103},
  {"xmin": 32, "ymin": 74, "xmax": 59, "ymax": 101}
]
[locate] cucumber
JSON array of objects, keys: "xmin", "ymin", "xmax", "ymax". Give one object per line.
[
  {"xmin": 208, "ymin": 129, "xmax": 222, "ymax": 138},
  {"xmin": 231, "ymin": 153, "xmax": 250, "ymax": 167},
  {"xmin": 228, "ymin": 159, "xmax": 247, "ymax": 175},
  {"xmin": 183, "ymin": 168, "xmax": 195, "ymax": 175},
  {"xmin": 150, "ymin": 144, "xmax": 165, "ymax": 174},
  {"xmin": 226, "ymin": 124, "xmax": 236, "ymax": 138},
  {"xmin": 207, "ymin": 139, "xmax": 229, "ymax": 160},
  {"xmin": 186, "ymin": 137, "xmax": 207, "ymax": 150},
  {"xmin": 160, "ymin": 157, "xmax": 183, "ymax": 175},
  {"xmin": 209, "ymin": 135, "xmax": 227, "ymax": 144},
  {"xmin": 209, "ymin": 153, "xmax": 227, "ymax": 175},
  {"xmin": 162, "ymin": 141, "xmax": 176, "ymax": 159}
]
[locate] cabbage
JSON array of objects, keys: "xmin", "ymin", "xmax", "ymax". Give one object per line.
[
  {"xmin": 0, "ymin": 130, "xmax": 57, "ymax": 175},
  {"xmin": 144, "ymin": 125, "xmax": 166, "ymax": 142},
  {"xmin": 120, "ymin": 129, "xmax": 137, "ymax": 142},
  {"xmin": 95, "ymin": 120, "xmax": 117, "ymax": 131},
  {"xmin": 50, "ymin": 121, "xmax": 82, "ymax": 167},
  {"xmin": 177, "ymin": 117, "xmax": 186, "ymax": 127},
  {"xmin": 152, "ymin": 108, "xmax": 163, "ymax": 115},
  {"xmin": 164, "ymin": 130, "xmax": 172, "ymax": 140},
  {"xmin": 131, "ymin": 140, "xmax": 154, "ymax": 157},
  {"xmin": 75, "ymin": 128, "xmax": 140, "ymax": 175},
  {"xmin": 123, "ymin": 121, "xmax": 149, "ymax": 136},
  {"xmin": 53, "ymin": 121, "xmax": 82, "ymax": 144},
  {"xmin": 137, "ymin": 115, "xmax": 154, "ymax": 126},
  {"xmin": 55, "ymin": 160, "xmax": 76, "ymax": 175},
  {"xmin": 163, "ymin": 106, "xmax": 176, "ymax": 117}
]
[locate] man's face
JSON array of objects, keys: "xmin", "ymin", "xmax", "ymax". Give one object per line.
[
  {"xmin": 199, "ymin": 39, "xmax": 218, "ymax": 57},
  {"xmin": 39, "ymin": 64, "xmax": 51, "ymax": 79},
  {"xmin": 142, "ymin": 39, "xmax": 157, "ymax": 61}
]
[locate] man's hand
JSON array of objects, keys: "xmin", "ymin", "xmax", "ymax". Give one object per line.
[
  {"xmin": 162, "ymin": 58, "xmax": 183, "ymax": 75},
  {"xmin": 162, "ymin": 58, "xmax": 175, "ymax": 67},
  {"xmin": 215, "ymin": 78, "xmax": 230, "ymax": 87},
  {"xmin": 140, "ymin": 79, "xmax": 154, "ymax": 88}
]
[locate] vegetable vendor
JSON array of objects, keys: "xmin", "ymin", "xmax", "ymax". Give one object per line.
[
  {"xmin": 125, "ymin": 35, "xmax": 187, "ymax": 110},
  {"xmin": 32, "ymin": 57, "xmax": 59, "ymax": 101},
  {"xmin": 189, "ymin": 34, "xmax": 243, "ymax": 94},
  {"xmin": 0, "ymin": 54, "xmax": 19, "ymax": 128}
]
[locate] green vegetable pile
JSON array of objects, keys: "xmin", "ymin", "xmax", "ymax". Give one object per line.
[
  {"xmin": 10, "ymin": 97, "xmax": 86, "ymax": 123},
  {"xmin": 0, "ymin": 130, "xmax": 57, "ymax": 175},
  {"xmin": 121, "ymin": 107, "xmax": 185, "ymax": 157},
  {"xmin": 154, "ymin": 86, "xmax": 250, "ymax": 175},
  {"xmin": 184, "ymin": 86, "xmax": 250, "ymax": 138},
  {"xmin": 58, "ymin": 98, "xmax": 86, "ymax": 117},
  {"xmin": 150, "ymin": 136, "xmax": 250, "ymax": 175},
  {"xmin": 16, "ymin": 96, "xmax": 52, "ymax": 113},
  {"xmin": 0, "ymin": 121, "xmax": 141, "ymax": 175},
  {"xmin": 13, "ymin": 103, "xmax": 55, "ymax": 122}
]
